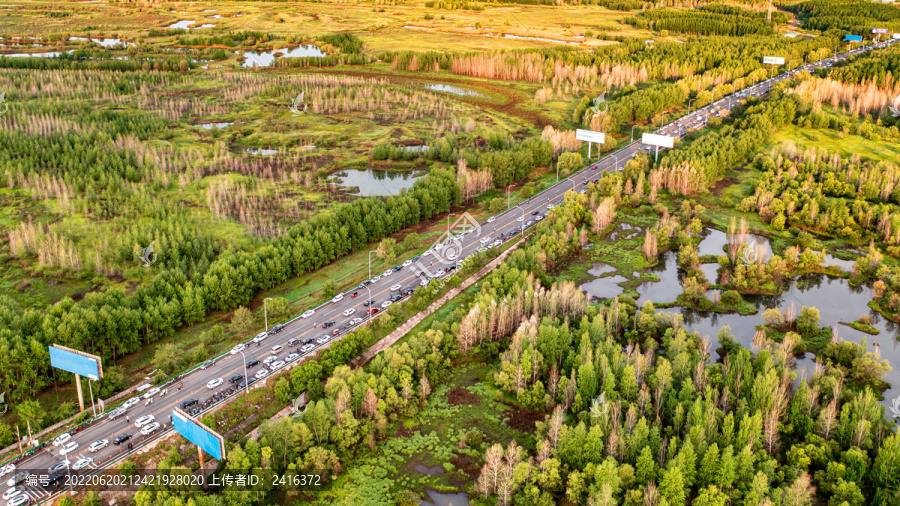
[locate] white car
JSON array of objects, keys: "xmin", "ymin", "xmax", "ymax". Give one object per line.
[
  {"xmin": 487, "ymin": 216, "xmax": 496, "ymax": 223},
  {"xmin": 52, "ymin": 433, "xmax": 71, "ymax": 447},
  {"xmin": 252, "ymin": 331, "xmax": 268, "ymax": 343},
  {"xmin": 516, "ymin": 216, "xmax": 525, "ymax": 222},
  {"xmin": 7, "ymin": 495, "xmax": 28, "ymax": 506},
  {"xmin": 480, "ymin": 237, "xmax": 491, "ymax": 244},
  {"xmin": 206, "ymin": 378, "xmax": 223, "ymax": 389},
  {"xmin": 134, "ymin": 415, "xmax": 155, "ymax": 428},
  {"xmin": 269, "ymin": 360, "xmax": 286, "ymax": 370},
  {"xmin": 350, "ymin": 317, "xmax": 363, "ymax": 326},
  {"xmin": 73, "ymin": 457, "xmax": 94, "ymax": 470},
  {"xmin": 300, "ymin": 310, "xmax": 315, "ymax": 319},
  {"xmin": 343, "ymin": 308, "xmax": 356, "ymax": 317},
  {"xmin": 140, "ymin": 423, "xmax": 160, "ymax": 436},
  {"xmin": 230, "ymin": 343, "xmax": 246, "ymax": 355},
  {"xmin": 88, "ymin": 440, "xmax": 108, "ymax": 453},
  {"xmin": 59, "ymin": 441, "xmax": 79, "ymax": 456},
  {"xmin": 371, "ymin": 275, "xmax": 381, "ymax": 283},
  {"xmin": 381, "ymin": 301, "xmax": 392, "ymax": 309},
  {"xmin": 300, "ymin": 343, "xmax": 315, "ymax": 353},
  {"xmin": 402, "ymin": 259, "xmax": 413, "ymax": 267},
  {"xmin": 535, "ymin": 215, "xmax": 543, "ymax": 221},
  {"xmin": 285, "ymin": 353, "xmax": 300, "ymax": 362},
  {"xmin": 0, "ymin": 465, "xmax": 13, "ymax": 478},
  {"xmin": 390, "ymin": 284, "xmax": 401, "ymax": 291},
  {"xmin": 331, "ymin": 293, "xmax": 344, "ymax": 303},
  {"xmin": 382, "ymin": 269, "xmax": 393, "ymax": 277},
  {"xmin": 2, "ymin": 488, "xmax": 21, "ymax": 501},
  {"xmin": 316, "ymin": 335, "xmax": 331, "ymax": 345},
  {"xmin": 420, "ymin": 279, "xmax": 429, "ymax": 287},
  {"xmin": 270, "ymin": 345, "xmax": 283, "ymax": 355},
  {"xmin": 142, "ymin": 387, "xmax": 160, "ymax": 399},
  {"xmin": 255, "ymin": 369, "xmax": 269, "ymax": 380}
]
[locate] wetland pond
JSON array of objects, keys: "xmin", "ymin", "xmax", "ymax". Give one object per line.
[
  {"xmin": 329, "ymin": 169, "xmax": 425, "ymax": 196},
  {"xmin": 579, "ymin": 227, "xmax": 900, "ymax": 404}
]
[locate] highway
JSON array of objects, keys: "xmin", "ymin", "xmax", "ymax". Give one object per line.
[{"xmin": 3, "ymin": 37, "xmax": 895, "ymax": 502}]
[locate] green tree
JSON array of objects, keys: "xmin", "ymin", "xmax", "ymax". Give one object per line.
[
  {"xmin": 377, "ymin": 238, "xmax": 397, "ymax": 264},
  {"xmin": 231, "ymin": 306, "xmax": 254, "ymax": 334},
  {"xmin": 402, "ymin": 233, "xmax": 422, "ymax": 252},
  {"xmin": 558, "ymin": 152, "xmax": 584, "ymax": 177},
  {"xmin": 16, "ymin": 399, "xmax": 43, "ymax": 437},
  {"xmin": 660, "ymin": 465, "xmax": 687, "ymax": 506},
  {"xmin": 322, "ymin": 280, "xmax": 338, "ymax": 299},
  {"xmin": 153, "ymin": 342, "xmax": 184, "ymax": 375},
  {"xmin": 795, "ymin": 306, "xmax": 821, "ymax": 337},
  {"xmin": 266, "ymin": 297, "xmax": 289, "ymax": 320}
]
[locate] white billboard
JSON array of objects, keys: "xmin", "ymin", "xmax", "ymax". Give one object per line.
[
  {"xmin": 642, "ymin": 133, "xmax": 675, "ymax": 148},
  {"xmin": 894, "ymin": 33, "xmax": 900, "ymax": 40},
  {"xmin": 762, "ymin": 56, "xmax": 785, "ymax": 65},
  {"xmin": 576, "ymin": 129, "xmax": 605, "ymax": 144}
]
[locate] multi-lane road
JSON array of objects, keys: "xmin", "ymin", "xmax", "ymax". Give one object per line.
[{"xmin": 4, "ymin": 38, "xmax": 895, "ymax": 502}]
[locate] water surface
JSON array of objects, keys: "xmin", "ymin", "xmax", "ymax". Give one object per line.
[
  {"xmin": 329, "ymin": 169, "xmax": 425, "ymax": 197},
  {"xmin": 241, "ymin": 45, "xmax": 327, "ymax": 67}
]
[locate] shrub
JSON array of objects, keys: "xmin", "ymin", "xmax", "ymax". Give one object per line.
[{"xmin": 721, "ymin": 290, "xmax": 742, "ymax": 306}]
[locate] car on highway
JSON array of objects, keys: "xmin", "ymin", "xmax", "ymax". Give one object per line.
[
  {"xmin": 230, "ymin": 343, "xmax": 246, "ymax": 355},
  {"xmin": 269, "ymin": 360, "xmax": 286, "ymax": 370},
  {"xmin": 402, "ymin": 259, "xmax": 413, "ymax": 267},
  {"xmin": 420, "ymin": 278, "xmax": 429, "ymax": 287},
  {"xmin": 343, "ymin": 308, "xmax": 356, "ymax": 317},
  {"xmin": 393, "ymin": 265, "xmax": 403, "ymax": 272},
  {"xmin": 516, "ymin": 216, "xmax": 524, "ymax": 222},
  {"xmin": 271, "ymin": 345, "xmax": 283, "ymax": 355},
  {"xmin": 73, "ymin": 457, "xmax": 94, "ymax": 470},
  {"xmin": 286, "ymin": 352, "xmax": 300, "ymax": 362},
  {"xmin": 0, "ymin": 464, "xmax": 13, "ymax": 478},
  {"xmin": 368, "ymin": 307, "xmax": 381, "ymax": 315},
  {"xmin": 88, "ymin": 439, "xmax": 109, "ymax": 453},
  {"xmin": 480, "ymin": 236, "xmax": 491, "ymax": 244},
  {"xmin": 199, "ymin": 360, "xmax": 215, "ymax": 370},
  {"xmin": 332, "ymin": 328, "xmax": 341, "ymax": 336},
  {"xmin": 252, "ymin": 331, "xmax": 268, "ymax": 343},
  {"xmin": 112, "ymin": 433, "xmax": 132, "ymax": 445},
  {"xmin": 255, "ymin": 369, "xmax": 269, "ymax": 380},
  {"xmin": 526, "ymin": 221, "xmax": 534, "ymax": 227},
  {"xmin": 403, "ymin": 288, "xmax": 414, "ymax": 296},
  {"xmin": 142, "ymin": 387, "xmax": 160, "ymax": 399},
  {"xmin": 6, "ymin": 493, "xmax": 29, "ymax": 506},
  {"xmin": 534, "ymin": 215, "xmax": 543, "ymax": 221},
  {"xmin": 122, "ymin": 397, "xmax": 140, "ymax": 409},
  {"xmin": 134, "ymin": 415, "xmax": 155, "ymax": 428},
  {"xmin": 59, "ymin": 441, "xmax": 78, "ymax": 456},
  {"xmin": 229, "ymin": 374, "xmax": 244, "ymax": 384},
  {"xmin": 448, "ymin": 254, "xmax": 457, "ymax": 261},
  {"xmin": 350, "ymin": 291, "xmax": 358, "ymax": 298},
  {"xmin": 390, "ymin": 284, "xmax": 401, "ymax": 291},
  {"xmin": 109, "ymin": 406, "xmax": 127, "ymax": 420},
  {"xmin": 382, "ymin": 269, "xmax": 393, "ymax": 277},
  {"xmin": 52, "ymin": 433, "xmax": 71, "ymax": 447},
  {"xmin": 487, "ymin": 216, "xmax": 496, "ymax": 223},
  {"xmin": 206, "ymin": 378, "xmax": 223, "ymax": 389},
  {"xmin": 531, "ymin": 210, "xmax": 540, "ymax": 215},
  {"xmin": 350, "ymin": 317, "xmax": 363, "ymax": 326},
  {"xmin": 287, "ymin": 338, "xmax": 300, "ymax": 347},
  {"xmin": 264, "ymin": 355, "xmax": 278, "ymax": 365},
  {"xmin": 371, "ymin": 275, "xmax": 381, "ymax": 283},
  {"xmin": 331, "ymin": 293, "xmax": 344, "ymax": 303},
  {"xmin": 48, "ymin": 461, "xmax": 70, "ymax": 473},
  {"xmin": 246, "ymin": 359, "xmax": 260, "ymax": 368},
  {"xmin": 301, "ymin": 310, "xmax": 315, "ymax": 319},
  {"xmin": 362, "ymin": 299, "xmax": 375, "ymax": 306},
  {"xmin": 390, "ymin": 294, "xmax": 402, "ymax": 303},
  {"xmin": 6, "ymin": 472, "xmax": 27, "ymax": 488},
  {"xmin": 2, "ymin": 488, "xmax": 21, "ymax": 501},
  {"xmin": 317, "ymin": 335, "xmax": 331, "ymax": 345},
  {"xmin": 300, "ymin": 343, "xmax": 315, "ymax": 353},
  {"xmin": 140, "ymin": 422, "xmax": 161, "ymax": 436},
  {"xmin": 180, "ymin": 398, "xmax": 198, "ymax": 409},
  {"xmin": 322, "ymin": 321, "xmax": 335, "ymax": 328},
  {"xmin": 381, "ymin": 301, "xmax": 392, "ymax": 309},
  {"xmin": 269, "ymin": 323, "xmax": 285, "ymax": 334}
]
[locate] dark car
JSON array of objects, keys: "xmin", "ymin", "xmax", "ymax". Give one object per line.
[
  {"xmin": 360, "ymin": 280, "xmax": 372, "ymax": 287},
  {"xmin": 199, "ymin": 360, "xmax": 215, "ymax": 370},
  {"xmin": 288, "ymin": 337, "xmax": 300, "ymax": 347},
  {"xmin": 269, "ymin": 324, "xmax": 285, "ymax": 334},
  {"xmin": 403, "ymin": 289, "xmax": 414, "ymax": 296},
  {"xmin": 447, "ymin": 265, "xmax": 457, "ymax": 272},
  {"xmin": 531, "ymin": 210, "xmax": 540, "ymax": 215},
  {"xmin": 392, "ymin": 266, "xmax": 402, "ymax": 272},
  {"xmin": 302, "ymin": 337, "xmax": 315, "ymax": 345},
  {"xmin": 180, "ymin": 398, "xmax": 198, "ymax": 409},
  {"xmin": 362, "ymin": 300, "xmax": 375, "ymax": 306},
  {"xmin": 45, "ymin": 473, "xmax": 64, "ymax": 487},
  {"xmin": 245, "ymin": 359, "xmax": 260, "ymax": 368},
  {"xmin": 229, "ymin": 374, "xmax": 244, "ymax": 384},
  {"xmin": 412, "ymin": 255, "xmax": 421, "ymax": 261},
  {"xmin": 322, "ymin": 321, "xmax": 335, "ymax": 328},
  {"xmin": 113, "ymin": 433, "xmax": 133, "ymax": 445}
]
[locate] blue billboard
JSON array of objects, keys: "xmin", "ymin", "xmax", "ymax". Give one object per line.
[
  {"xmin": 49, "ymin": 345, "xmax": 102, "ymax": 380},
  {"xmin": 845, "ymin": 35, "xmax": 863, "ymax": 42},
  {"xmin": 173, "ymin": 408, "xmax": 225, "ymax": 461}
]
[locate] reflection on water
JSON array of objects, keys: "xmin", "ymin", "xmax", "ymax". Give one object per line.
[
  {"xmin": 246, "ymin": 148, "xmax": 278, "ymax": 156},
  {"xmin": 330, "ymin": 169, "xmax": 425, "ymax": 197},
  {"xmin": 241, "ymin": 45, "xmax": 327, "ymax": 67},
  {"xmin": 195, "ymin": 122, "xmax": 233, "ymax": 129},
  {"xmin": 168, "ymin": 20, "xmax": 216, "ymax": 29},
  {"xmin": 2, "ymin": 51, "xmax": 70, "ymax": 58},
  {"xmin": 69, "ymin": 37, "xmax": 134, "ymax": 47},
  {"xmin": 637, "ymin": 251, "xmax": 683, "ymax": 305},
  {"xmin": 580, "ymin": 262, "xmax": 626, "ymax": 301},
  {"xmin": 697, "ymin": 228, "xmax": 772, "ymax": 260},
  {"xmin": 421, "ymin": 83, "xmax": 484, "ymax": 98},
  {"xmin": 420, "ymin": 490, "xmax": 469, "ymax": 506}
]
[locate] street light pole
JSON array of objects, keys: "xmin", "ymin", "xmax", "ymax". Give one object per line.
[
  {"xmin": 238, "ymin": 350, "xmax": 250, "ymax": 395},
  {"xmin": 630, "ymin": 124, "xmax": 638, "ymax": 142},
  {"xmin": 365, "ymin": 285, "xmax": 373, "ymax": 325},
  {"xmin": 62, "ymin": 447, "xmax": 74, "ymax": 495},
  {"xmin": 506, "ymin": 185, "xmax": 514, "ymax": 209},
  {"xmin": 688, "ymin": 98, "xmax": 696, "ymax": 112},
  {"xmin": 368, "ymin": 250, "xmax": 377, "ymax": 281},
  {"xmin": 610, "ymin": 154, "xmax": 619, "ymax": 171},
  {"xmin": 556, "ymin": 160, "xmax": 559, "ymax": 183},
  {"xmin": 263, "ymin": 297, "xmax": 273, "ymax": 332}
]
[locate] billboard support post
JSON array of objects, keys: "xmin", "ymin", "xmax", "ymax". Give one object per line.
[{"xmin": 74, "ymin": 373, "xmax": 84, "ymax": 412}]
